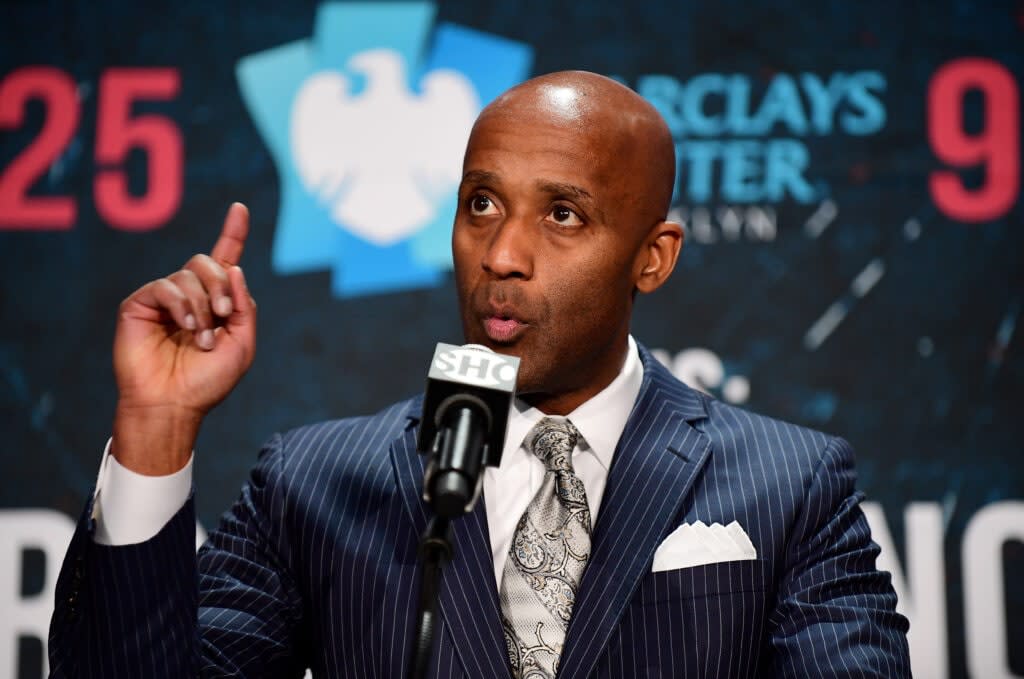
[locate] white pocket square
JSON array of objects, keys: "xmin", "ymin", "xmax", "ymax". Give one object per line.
[{"xmin": 651, "ymin": 520, "xmax": 757, "ymax": 572}]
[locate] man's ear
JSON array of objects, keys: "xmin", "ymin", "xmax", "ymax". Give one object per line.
[{"xmin": 635, "ymin": 220, "xmax": 684, "ymax": 294}]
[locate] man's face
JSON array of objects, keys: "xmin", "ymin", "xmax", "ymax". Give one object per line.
[{"xmin": 452, "ymin": 94, "xmax": 652, "ymax": 414}]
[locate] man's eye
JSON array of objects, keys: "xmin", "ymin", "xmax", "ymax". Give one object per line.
[
  {"xmin": 469, "ymin": 195, "xmax": 498, "ymax": 215},
  {"xmin": 549, "ymin": 205, "xmax": 583, "ymax": 227}
]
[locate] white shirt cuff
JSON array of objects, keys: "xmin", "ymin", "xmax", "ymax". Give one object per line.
[{"xmin": 91, "ymin": 438, "xmax": 193, "ymax": 546}]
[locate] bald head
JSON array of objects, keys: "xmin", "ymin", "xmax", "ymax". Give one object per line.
[{"xmin": 471, "ymin": 70, "xmax": 677, "ymax": 220}]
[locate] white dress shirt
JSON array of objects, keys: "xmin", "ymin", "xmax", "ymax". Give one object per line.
[
  {"xmin": 92, "ymin": 438, "xmax": 194, "ymax": 545},
  {"xmin": 482, "ymin": 335, "xmax": 643, "ymax": 585},
  {"xmin": 93, "ymin": 336, "xmax": 645, "ymax": 589}
]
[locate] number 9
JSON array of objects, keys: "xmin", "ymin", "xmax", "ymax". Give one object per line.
[{"xmin": 928, "ymin": 58, "xmax": 1019, "ymax": 223}]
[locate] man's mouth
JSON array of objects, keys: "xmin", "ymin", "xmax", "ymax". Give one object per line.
[{"xmin": 483, "ymin": 315, "xmax": 527, "ymax": 343}]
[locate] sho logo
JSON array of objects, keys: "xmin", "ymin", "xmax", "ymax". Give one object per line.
[
  {"xmin": 430, "ymin": 344, "xmax": 519, "ymax": 391},
  {"xmin": 236, "ymin": 1, "xmax": 532, "ymax": 298}
]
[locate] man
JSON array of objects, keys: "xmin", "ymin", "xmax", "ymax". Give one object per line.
[{"xmin": 49, "ymin": 71, "xmax": 910, "ymax": 678}]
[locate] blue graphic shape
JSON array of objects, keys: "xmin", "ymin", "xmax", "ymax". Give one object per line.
[
  {"xmin": 235, "ymin": 1, "xmax": 533, "ymax": 298},
  {"xmin": 315, "ymin": 2, "xmax": 436, "ymax": 80},
  {"xmin": 315, "ymin": 2, "xmax": 440, "ymax": 297}
]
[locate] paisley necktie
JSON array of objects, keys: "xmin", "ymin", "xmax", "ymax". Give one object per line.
[{"xmin": 499, "ymin": 418, "xmax": 591, "ymax": 679}]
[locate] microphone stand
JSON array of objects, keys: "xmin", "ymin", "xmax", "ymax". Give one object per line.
[
  {"xmin": 409, "ymin": 516, "xmax": 452, "ymax": 679},
  {"xmin": 408, "ymin": 402, "xmax": 489, "ymax": 679}
]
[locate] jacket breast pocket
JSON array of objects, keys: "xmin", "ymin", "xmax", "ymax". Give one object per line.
[
  {"xmin": 634, "ymin": 558, "xmax": 772, "ymax": 605},
  {"xmin": 594, "ymin": 561, "xmax": 775, "ymax": 678}
]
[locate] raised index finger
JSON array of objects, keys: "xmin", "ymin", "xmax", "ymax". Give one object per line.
[{"xmin": 210, "ymin": 202, "xmax": 250, "ymax": 267}]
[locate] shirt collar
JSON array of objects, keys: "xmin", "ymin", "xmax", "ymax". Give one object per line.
[{"xmin": 501, "ymin": 335, "xmax": 644, "ymax": 471}]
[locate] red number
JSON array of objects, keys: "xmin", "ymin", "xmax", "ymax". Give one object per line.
[
  {"xmin": 0, "ymin": 67, "xmax": 80, "ymax": 230},
  {"xmin": 928, "ymin": 58, "xmax": 1020, "ymax": 222},
  {"xmin": 94, "ymin": 68, "xmax": 182, "ymax": 231}
]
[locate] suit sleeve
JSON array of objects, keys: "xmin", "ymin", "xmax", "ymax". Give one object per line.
[
  {"xmin": 766, "ymin": 436, "xmax": 912, "ymax": 678},
  {"xmin": 48, "ymin": 433, "xmax": 308, "ymax": 678}
]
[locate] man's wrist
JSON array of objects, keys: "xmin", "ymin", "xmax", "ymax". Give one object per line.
[{"xmin": 111, "ymin": 402, "xmax": 203, "ymax": 475}]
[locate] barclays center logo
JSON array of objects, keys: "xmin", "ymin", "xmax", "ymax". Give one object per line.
[{"xmin": 237, "ymin": 2, "xmax": 532, "ymax": 297}]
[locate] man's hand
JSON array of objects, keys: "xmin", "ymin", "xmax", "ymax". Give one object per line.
[{"xmin": 111, "ymin": 203, "xmax": 257, "ymax": 475}]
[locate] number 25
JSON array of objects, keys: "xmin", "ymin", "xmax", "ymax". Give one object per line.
[{"xmin": 0, "ymin": 66, "xmax": 182, "ymax": 231}]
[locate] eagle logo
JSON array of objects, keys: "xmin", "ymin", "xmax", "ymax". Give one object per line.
[
  {"xmin": 291, "ymin": 49, "xmax": 479, "ymax": 246},
  {"xmin": 236, "ymin": 2, "xmax": 531, "ymax": 297}
]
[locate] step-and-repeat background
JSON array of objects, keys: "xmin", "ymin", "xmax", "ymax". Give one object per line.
[{"xmin": 1, "ymin": 1, "xmax": 1021, "ymax": 677}]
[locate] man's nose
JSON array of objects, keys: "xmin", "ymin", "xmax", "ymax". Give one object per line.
[{"xmin": 481, "ymin": 217, "xmax": 533, "ymax": 279}]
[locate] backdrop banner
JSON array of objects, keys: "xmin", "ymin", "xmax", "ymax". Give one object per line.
[{"xmin": 1, "ymin": 2, "xmax": 1021, "ymax": 677}]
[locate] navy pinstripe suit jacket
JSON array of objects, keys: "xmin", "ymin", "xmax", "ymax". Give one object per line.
[{"xmin": 49, "ymin": 345, "xmax": 910, "ymax": 678}]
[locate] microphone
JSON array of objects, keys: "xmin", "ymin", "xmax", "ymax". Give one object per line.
[{"xmin": 417, "ymin": 343, "xmax": 520, "ymax": 518}]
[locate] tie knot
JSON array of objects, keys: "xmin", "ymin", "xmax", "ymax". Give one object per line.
[{"xmin": 526, "ymin": 418, "xmax": 580, "ymax": 473}]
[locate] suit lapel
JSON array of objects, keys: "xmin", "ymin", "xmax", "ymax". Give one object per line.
[
  {"xmin": 390, "ymin": 404, "xmax": 511, "ymax": 679},
  {"xmin": 558, "ymin": 351, "xmax": 712, "ymax": 679},
  {"xmin": 437, "ymin": 500, "xmax": 513, "ymax": 678},
  {"xmin": 390, "ymin": 413, "xmax": 430, "ymax": 535}
]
